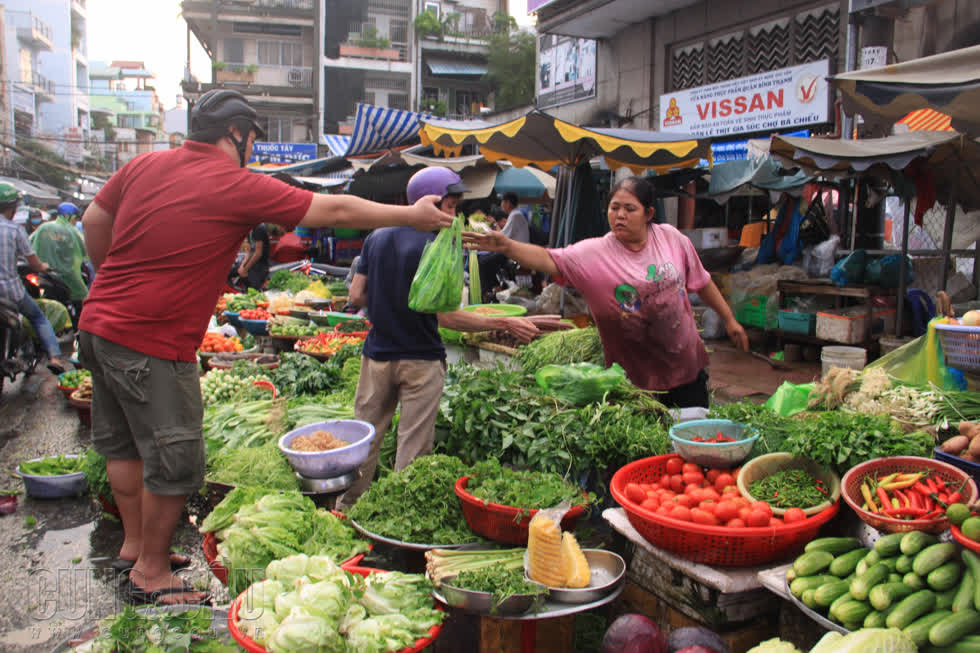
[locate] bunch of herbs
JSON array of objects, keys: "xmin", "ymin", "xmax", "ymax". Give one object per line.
[
  {"xmin": 89, "ymin": 605, "xmax": 236, "ymax": 653},
  {"xmin": 451, "ymin": 566, "xmax": 547, "ymax": 612},
  {"xmin": 467, "ymin": 458, "xmax": 590, "ymax": 511},
  {"xmin": 81, "ymin": 449, "xmax": 112, "ymax": 502}
]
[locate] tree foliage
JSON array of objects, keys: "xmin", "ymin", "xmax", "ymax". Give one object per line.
[
  {"xmin": 485, "ymin": 28, "xmax": 536, "ymax": 109},
  {"xmin": 16, "ymin": 139, "xmax": 71, "ymax": 189}
]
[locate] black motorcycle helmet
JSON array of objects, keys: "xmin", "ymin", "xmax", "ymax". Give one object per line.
[{"xmin": 189, "ymin": 89, "xmax": 266, "ymax": 167}]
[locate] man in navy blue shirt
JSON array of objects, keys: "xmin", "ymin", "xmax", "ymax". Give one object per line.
[{"xmin": 338, "ymin": 168, "xmax": 539, "ymax": 507}]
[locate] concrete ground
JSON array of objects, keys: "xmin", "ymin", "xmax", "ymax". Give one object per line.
[{"xmin": 705, "ymin": 339, "xmax": 823, "ymax": 404}]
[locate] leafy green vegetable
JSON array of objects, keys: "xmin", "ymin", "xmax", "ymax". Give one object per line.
[
  {"xmin": 207, "ymin": 441, "xmax": 300, "ymax": 491},
  {"xmin": 203, "ymin": 399, "xmax": 286, "ymax": 456},
  {"xmin": 267, "ymin": 269, "xmax": 314, "ymax": 294},
  {"xmin": 451, "ymin": 567, "xmax": 547, "ymax": 612},
  {"xmin": 200, "ymin": 487, "xmax": 269, "ymax": 534},
  {"xmin": 467, "ymin": 458, "xmax": 590, "ymax": 512},
  {"xmin": 271, "ymin": 352, "xmax": 339, "ymax": 396},
  {"xmin": 784, "ymin": 411, "xmax": 933, "ymax": 477},
  {"xmin": 81, "ymin": 449, "xmax": 113, "ymax": 503},
  {"xmin": 89, "ymin": 605, "xmax": 237, "ymax": 653},
  {"xmin": 746, "ymin": 639, "xmax": 803, "ymax": 653},
  {"xmin": 808, "ymin": 628, "xmax": 915, "ymax": 653},
  {"xmin": 514, "ymin": 327, "xmax": 604, "ymax": 371},
  {"xmin": 19, "ymin": 454, "xmax": 83, "ymax": 476},
  {"xmin": 534, "ymin": 362, "xmax": 626, "ymax": 406},
  {"xmin": 748, "ymin": 469, "xmax": 825, "ymax": 509},
  {"xmin": 200, "ymin": 369, "xmax": 273, "ymax": 405},
  {"xmin": 348, "ymin": 454, "xmax": 475, "ymax": 545}
]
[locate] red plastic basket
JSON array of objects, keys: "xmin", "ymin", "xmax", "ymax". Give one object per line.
[
  {"xmin": 333, "ymin": 321, "xmax": 370, "ymax": 339},
  {"xmin": 610, "ymin": 454, "xmax": 840, "ymax": 567},
  {"xmin": 951, "ymin": 525, "xmax": 980, "ymax": 554},
  {"xmin": 202, "ymin": 511, "xmax": 370, "ymax": 586},
  {"xmin": 57, "ymin": 384, "xmax": 75, "ymax": 400},
  {"xmin": 841, "ymin": 456, "xmax": 978, "ymax": 535},
  {"xmin": 69, "ymin": 396, "xmax": 92, "ymax": 427},
  {"xmin": 454, "ymin": 476, "xmax": 587, "ymax": 545},
  {"xmin": 97, "ymin": 494, "xmax": 121, "ymax": 518},
  {"xmin": 228, "ymin": 566, "xmax": 443, "ymax": 653}
]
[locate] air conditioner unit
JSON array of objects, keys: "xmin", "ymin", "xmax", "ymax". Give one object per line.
[{"xmin": 288, "ymin": 69, "xmax": 304, "ymax": 84}]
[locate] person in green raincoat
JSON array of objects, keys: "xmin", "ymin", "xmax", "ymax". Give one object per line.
[{"xmin": 29, "ymin": 202, "xmax": 90, "ymax": 302}]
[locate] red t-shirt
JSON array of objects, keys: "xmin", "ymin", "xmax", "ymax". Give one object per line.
[{"xmin": 80, "ymin": 141, "xmax": 313, "ymax": 361}]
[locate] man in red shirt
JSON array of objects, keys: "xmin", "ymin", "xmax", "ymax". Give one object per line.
[{"xmin": 79, "ymin": 89, "xmax": 449, "ymax": 605}]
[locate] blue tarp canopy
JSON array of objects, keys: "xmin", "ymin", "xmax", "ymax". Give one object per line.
[{"xmin": 708, "ymin": 157, "xmax": 812, "ymax": 203}]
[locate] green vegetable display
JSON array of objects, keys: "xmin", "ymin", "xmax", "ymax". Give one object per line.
[
  {"xmin": 267, "ymin": 269, "xmax": 313, "ymax": 294},
  {"xmin": 203, "ymin": 399, "xmax": 287, "ymax": 456},
  {"xmin": 748, "ymin": 469, "xmax": 826, "ymax": 509},
  {"xmin": 87, "ymin": 605, "xmax": 237, "ymax": 653},
  {"xmin": 225, "ymin": 288, "xmax": 266, "ymax": 312},
  {"xmin": 19, "ymin": 454, "xmax": 83, "ymax": 476},
  {"xmin": 466, "ymin": 458, "xmax": 589, "ymax": 512},
  {"xmin": 269, "ymin": 323, "xmax": 320, "ymax": 337},
  {"xmin": 535, "ymin": 362, "xmax": 626, "ymax": 406},
  {"xmin": 348, "ymin": 454, "xmax": 475, "ymax": 545},
  {"xmin": 58, "ymin": 369, "xmax": 91, "ymax": 389},
  {"xmin": 271, "ymin": 352, "xmax": 339, "ymax": 396},
  {"xmin": 207, "ymin": 491, "xmax": 369, "ymax": 595},
  {"xmin": 513, "ymin": 327, "xmax": 604, "ymax": 371},
  {"xmin": 81, "ymin": 449, "xmax": 113, "ymax": 503},
  {"xmin": 451, "ymin": 566, "xmax": 547, "ymax": 612},
  {"xmin": 336, "ymin": 319, "xmax": 368, "ymax": 333},
  {"xmin": 200, "ymin": 369, "xmax": 273, "ymax": 405},
  {"xmin": 407, "ymin": 216, "xmax": 463, "ymax": 313},
  {"xmin": 707, "ymin": 401, "xmax": 796, "ymax": 459},
  {"xmin": 235, "ymin": 554, "xmax": 443, "ymax": 652},
  {"xmin": 207, "ymin": 440, "xmax": 300, "ymax": 491}
]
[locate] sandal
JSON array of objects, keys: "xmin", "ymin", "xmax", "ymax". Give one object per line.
[
  {"xmin": 112, "ymin": 553, "xmax": 192, "ymax": 574},
  {"xmin": 126, "ymin": 580, "xmax": 211, "ymax": 606},
  {"xmin": 46, "ymin": 362, "xmax": 66, "ymax": 375}
]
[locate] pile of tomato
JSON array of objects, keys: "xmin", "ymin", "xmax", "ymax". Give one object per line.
[
  {"xmin": 240, "ymin": 308, "xmax": 273, "ymax": 321},
  {"xmin": 622, "ymin": 456, "xmax": 809, "ymax": 528},
  {"xmin": 199, "ymin": 332, "xmax": 244, "ymax": 354}
]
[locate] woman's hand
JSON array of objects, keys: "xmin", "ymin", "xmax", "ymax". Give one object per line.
[
  {"xmin": 237, "ymin": 264, "xmax": 247, "ymax": 278},
  {"xmin": 462, "ymin": 230, "xmax": 510, "ymax": 254},
  {"xmin": 501, "ymin": 317, "xmax": 541, "ymax": 343},
  {"xmin": 411, "ymin": 195, "xmax": 454, "ymax": 232},
  {"xmin": 725, "ymin": 317, "xmax": 749, "ymax": 352}
]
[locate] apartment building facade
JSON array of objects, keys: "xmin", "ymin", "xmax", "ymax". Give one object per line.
[
  {"xmin": 89, "ymin": 60, "xmax": 167, "ymax": 168},
  {"xmin": 181, "ymin": 0, "xmax": 319, "ymax": 144}
]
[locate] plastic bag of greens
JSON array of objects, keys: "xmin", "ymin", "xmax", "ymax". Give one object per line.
[
  {"xmin": 535, "ymin": 362, "xmax": 626, "ymax": 406},
  {"xmin": 408, "ymin": 216, "xmax": 463, "ymax": 313},
  {"xmin": 22, "ymin": 298, "xmax": 71, "ymax": 339}
]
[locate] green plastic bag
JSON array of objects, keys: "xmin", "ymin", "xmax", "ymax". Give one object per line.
[
  {"xmin": 468, "ymin": 249, "xmax": 481, "ymax": 305},
  {"xmin": 408, "ymin": 217, "xmax": 463, "ymax": 313},
  {"xmin": 21, "ymin": 298, "xmax": 71, "ymax": 341},
  {"xmin": 865, "ymin": 318, "xmax": 965, "ymax": 391},
  {"xmin": 764, "ymin": 381, "xmax": 815, "ymax": 417},
  {"xmin": 535, "ymin": 362, "xmax": 626, "ymax": 406}
]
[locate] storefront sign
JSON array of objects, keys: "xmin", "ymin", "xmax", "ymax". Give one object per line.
[
  {"xmin": 537, "ymin": 34, "xmax": 597, "ymax": 109},
  {"xmin": 659, "ymin": 60, "xmax": 830, "ymax": 138},
  {"xmin": 63, "ymin": 127, "xmax": 84, "ymax": 164},
  {"xmin": 249, "ymin": 142, "xmax": 317, "ymax": 164}
]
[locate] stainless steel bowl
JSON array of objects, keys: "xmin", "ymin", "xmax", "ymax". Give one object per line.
[
  {"xmin": 305, "ymin": 299, "xmax": 333, "ymax": 311},
  {"xmin": 295, "ymin": 470, "xmax": 357, "ymax": 493},
  {"xmin": 538, "ymin": 549, "xmax": 626, "ymax": 605},
  {"xmin": 439, "ymin": 575, "xmax": 545, "ymax": 616}
]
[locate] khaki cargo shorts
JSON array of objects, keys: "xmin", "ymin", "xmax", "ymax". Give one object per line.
[{"xmin": 78, "ymin": 331, "xmax": 205, "ymax": 495}]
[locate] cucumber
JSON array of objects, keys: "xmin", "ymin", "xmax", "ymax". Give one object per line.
[
  {"xmin": 832, "ymin": 599, "xmax": 872, "ymax": 624},
  {"xmin": 786, "ymin": 567, "xmax": 797, "ymax": 582},
  {"xmin": 902, "ymin": 530, "xmax": 939, "ymax": 556},
  {"xmin": 805, "ymin": 537, "xmax": 862, "ymax": 555},
  {"xmin": 905, "ymin": 572, "xmax": 927, "ymax": 591},
  {"xmin": 814, "ymin": 580, "xmax": 852, "ymax": 607},
  {"xmin": 929, "ymin": 561, "xmax": 965, "ymax": 592},
  {"xmin": 794, "ymin": 550, "xmax": 835, "ymax": 577},
  {"xmin": 856, "ymin": 559, "xmax": 870, "ymax": 577},
  {"xmin": 914, "ymin": 542, "xmax": 959, "ymax": 576},
  {"xmin": 887, "ymin": 589, "xmax": 938, "ymax": 629},
  {"xmin": 851, "ymin": 562, "xmax": 891, "ymax": 601},
  {"xmin": 790, "ymin": 574, "xmax": 838, "ymax": 598},
  {"xmin": 956, "ymin": 567, "xmax": 978, "ymax": 613},
  {"xmin": 830, "ymin": 548, "xmax": 869, "ymax": 577},
  {"xmin": 922, "ymin": 634, "xmax": 980, "ymax": 653},
  {"xmin": 939, "ymin": 587, "xmax": 960, "ymax": 611},
  {"xmin": 869, "ymin": 582, "xmax": 916, "ymax": 611},
  {"xmin": 962, "ymin": 550, "xmax": 980, "ymax": 611},
  {"xmin": 904, "ymin": 610, "xmax": 954, "ymax": 647},
  {"xmin": 864, "ymin": 549, "xmax": 882, "ymax": 566},
  {"xmin": 896, "ymin": 554, "xmax": 914, "ymax": 574},
  {"xmin": 875, "ymin": 532, "xmax": 906, "ymax": 557},
  {"xmin": 888, "ymin": 573, "xmax": 903, "ymax": 584},
  {"xmin": 929, "ymin": 609, "xmax": 980, "ymax": 647},
  {"xmin": 864, "ymin": 605, "xmax": 896, "ymax": 628},
  {"xmin": 829, "ymin": 590, "xmax": 853, "ymax": 617},
  {"xmin": 879, "ymin": 557, "xmax": 899, "ymax": 572},
  {"xmin": 801, "ymin": 588, "xmax": 819, "ymax": 609}
]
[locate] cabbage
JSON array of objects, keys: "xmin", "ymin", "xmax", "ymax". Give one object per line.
[
  {"xmin": 747, "ymin": 639, "xmax": 801, "ymax": 653},
  {"xmin": 298, "ymin": 580, "xmax": 349, "ymax": 620},
  {"xmin": 241, "ymin": 609, "xmax": 280, "ymax": 647},
  {"xmin": 346, "ymin": 614, "xmax": 421, "ymax": 653},
  {"xmin": 266, "ymin": 611, "xmax": 344, "ymax": 653},
  {"xmin": 810, "ymin": 629, "xmax": 915, "ymax": 653},
  {"xmin": 267, "ymin": 553, "xmax": 310, "ymax": 584},
  {"xmin": 244, "ymin": 579, "xmax": 284, "ymax": 610},
  {"xmin": 304, "ymin": 555, "xmax": 347, "ymax": 585},
  {"xmin": 361, "ymin": 571, "xmax": 435, "ymax": 615}
]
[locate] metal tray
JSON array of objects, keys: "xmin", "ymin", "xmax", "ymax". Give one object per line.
[
  {"xmin": 49, "ymin": 605, "xmax": 231, "ymax": 653},
  {"xmin": 348, "ymin": 518, "xmax": 479, "ymax": 552},
  {"xmin": 534, "ymin": 549, "xmax": 625, "ymax": 605},
  {"xmin": 439, "ymin": 575, "xmax": 546, "ymax": 617},
  {"xmin": 433, "ymin": 580, "xmax": 624, "ymax": 621},
  {"xmin": 784, "ymin": 578, "xmax": 849, "ymax": 635}
]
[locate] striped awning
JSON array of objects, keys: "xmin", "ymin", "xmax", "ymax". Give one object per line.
[
  {"xmin": 427, "ymin": 60, "xmax": 488, "ymax": 76},
  {"xmin": 345, "ymin": 103, "xmax": 439, "ymax": 157},
  {"xmin": 324, "ymin": 135, "xmax": 351, "ymax": 157},
  {"xmin": 899, "ymin": 108, "xmax": 954, "ymax": 132}
]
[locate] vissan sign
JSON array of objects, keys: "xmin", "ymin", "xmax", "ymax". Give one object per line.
[{"xmin": 659, "ymin": 60, "xmax": 830, "ymax": 138}]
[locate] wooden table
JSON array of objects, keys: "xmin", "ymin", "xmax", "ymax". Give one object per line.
[{"xmin": 776, "ymin": 279, "xmax": 896, "ymax": 349}]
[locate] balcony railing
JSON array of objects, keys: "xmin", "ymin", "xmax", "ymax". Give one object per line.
[
  {"xmin": 32, "ymin": 72, "xmax": 56, "ymax": 96},
  {"xmin": 17, "ymin": 13, "xmax": 54, "ymax": 49}
]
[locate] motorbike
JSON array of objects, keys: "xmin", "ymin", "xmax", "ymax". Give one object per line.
[
  {"xmin": 18, "ymin": 263, "xmax": 83, "ymax": 330},
  {"xmin": 0, "ymin": 295, "xmax": 42, "ymax": 392}
]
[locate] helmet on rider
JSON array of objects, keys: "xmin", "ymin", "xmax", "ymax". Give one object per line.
[
  {"xmin": 57, "ymin": 202, "xmax": 79, "ymax": 217},
  {"xmin": 0, "ymin": 181, "xmax": 21, "ymax": 213},
  {"xmin": 189, "ymin": 89, "xmax": 266, "ymax": 168},
  {"xmin": 406, "ymin": 167, "xmax": 469, "ymax": 204}
]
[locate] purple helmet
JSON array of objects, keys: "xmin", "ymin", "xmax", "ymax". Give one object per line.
[{"xmin": 406, "ymin": 166, "xmax": 469, "ymax": 204}]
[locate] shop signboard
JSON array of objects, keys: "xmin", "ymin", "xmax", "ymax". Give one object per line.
[
  {"xmin": 659, "ymin": 60, "xmax": 830, "ymax": 139},
  {"xmin": 249, "ymin": 142, "xmax": 317, "ymax": 165},
  {"xmin": 63, "ymin": 127, "xmax": 84, "ymax": 164},
  {"xmin": 537, "ymin": 34, "xmax": 597, "ymax": 109}
]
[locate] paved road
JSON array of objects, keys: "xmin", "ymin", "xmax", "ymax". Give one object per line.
[{"xmin": 0, "ymin": 367, "xmax": 227, "ymax": 652}]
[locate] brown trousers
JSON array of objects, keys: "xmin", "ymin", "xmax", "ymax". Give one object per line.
[{"xmin": 337, "ymin": 356, "xmax": 446, "ymax": 508}]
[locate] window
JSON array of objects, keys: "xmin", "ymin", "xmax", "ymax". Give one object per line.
[
  {"xmin": 424, "ymin": 2, "xmax": 439, "ymax": 19},
  {"xmin": 258, "ymin": 40, "xmax": 304, "ymax": 66},
  {"xmin": 388, "ymin": 93, "xmax": 409, "ymax": 110},
  {"xmin": 390, "ymin": 20, "xmax": 407, "ymax": 44},
  {"xmin": 365, "ymin": 76, "xmax": 409, "ymax": 90},
  {"xmin": 224, "ymin": 39, "xmax": 244, "ymax": 63},
  {"xmin": 362, "ymin": 92, "xmax": 375, "ymax": 105}
]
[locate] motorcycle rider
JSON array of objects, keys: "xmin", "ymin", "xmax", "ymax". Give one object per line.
[
  {"xmin": 0, "ymin": 183, "xmax": 65, "ymax": 374},
  {"xmin": 30, "ymin": 202, "xmax": 90, "ymax": 305}
]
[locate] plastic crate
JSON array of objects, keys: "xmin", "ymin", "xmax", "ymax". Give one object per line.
[
  {"xmin": 735, "ymin": 295, "xmax": 769, "ymax": 329},
  {"xmin": 454, "ymin": 476, "xmax": 587, "ymax": 545},
  {"xmin": 934, "ymin": 447, "xmax": 980, "ymax": 489},
  {"xmin": 778, "ymin": 309, "xmax": 816, "ymax": 335},
  {"xmin": 815, "ymin": 307, "xmax": 896, "ymax": 344},
  {"xmin": 934, "ymin": 323, "xmax": 980, "ymax": 372}
]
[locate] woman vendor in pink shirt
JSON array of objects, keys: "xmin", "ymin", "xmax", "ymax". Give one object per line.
[{"xmin": 465, "ymin": 175, "xmax": 748, "ymax": 408}]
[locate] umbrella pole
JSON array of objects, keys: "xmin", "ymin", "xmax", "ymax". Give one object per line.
[
  {"xmin": 940, "ymin": 179, "xmax": 958, "ymax": 293},
  {"xmin": 896, "ymin": 197, "xmax": 912, "ymax": 338}
]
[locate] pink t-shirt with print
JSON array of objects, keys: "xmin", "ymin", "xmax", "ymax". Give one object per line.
[{"xmin": 548, "ymin": 224, "xmax": 710, "ymax": 391}]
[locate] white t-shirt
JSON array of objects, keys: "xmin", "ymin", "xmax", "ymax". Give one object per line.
[{"xmin": 502, "ymin": 208, "xmax": 530, "ymax": 244}]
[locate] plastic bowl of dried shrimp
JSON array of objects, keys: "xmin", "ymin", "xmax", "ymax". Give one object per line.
[{"xmin": 277, "ymin": 420, "xmax": 377, "ymax": 478}]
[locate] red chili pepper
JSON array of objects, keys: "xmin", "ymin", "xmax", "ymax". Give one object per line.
[
  {"xmin": 815, "ymin": 485, "xmax": 828, "ymax": 495},
  {"xmin": 925, "ymin": 477, "xmax": 940, "ymax": 494},
  {"xmin": 935, "ymin": 477, "xmax": 947, "ymax": 492},
  {"xmin": 948, "ymin": 491, "xmax": 963, "ymax": 504},
  {"xmin": 884, "ymin": 507, "xmax": 929, "ymax": 518},
  {"xmin": 876, "ymin": 486, "xmax": 892, "ymax": 510},
  {"xmin": 913, "ymin": 481, "xmax": 933, "ymax": 498},
  {"xmin": 896, "ymin": 489, "xmax": 911, "ymax": 508},
  {"xmin": 922, "ymin": 510, "xmax": 945, "ymax": 520},
  {"xmin": 939, "ymin": 492, "xmax": 950, "ymax": 504},
  {"xmin": 908, "ymin": 491, "xmax": 922, "ymax": 510}
]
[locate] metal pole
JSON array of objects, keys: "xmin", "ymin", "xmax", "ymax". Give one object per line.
[
  {"xmin": 842, "ymin": 16, "xmax": 860, "ymax": 141},
  {"xmin": 850, "ymin": 180, "xmax": 860, "ymax": 250},
  {"xmin": 940, "ymin": 180, "xmax": 958, "ymax": 292},
  {"xmin": 896, "ymin": 198, "xmax": 912, "ymax": 337}
]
